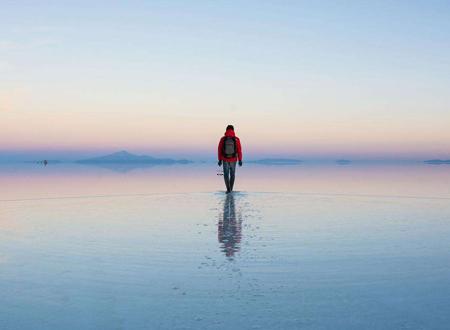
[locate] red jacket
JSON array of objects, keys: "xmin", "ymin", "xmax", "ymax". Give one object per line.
[{"xmin": 218, "ymin": 129, "xmax": 242, "ymax": 162}]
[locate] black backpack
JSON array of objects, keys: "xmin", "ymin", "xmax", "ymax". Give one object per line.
[{"xmin": 222, "ymin": 137, "xmax": 236, "ymax": 158}]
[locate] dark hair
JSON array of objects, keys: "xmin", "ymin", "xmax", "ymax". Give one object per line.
[{"xmin": 226, "ymin": 125, "xmax": 234, "ymax": 131}]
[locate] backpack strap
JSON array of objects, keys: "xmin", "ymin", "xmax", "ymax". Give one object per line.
[{"xmin": 221, "ymin": 136, "xmax": 227, "ymax": 156}]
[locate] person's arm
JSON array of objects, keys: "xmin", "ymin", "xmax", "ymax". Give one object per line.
[
  {"xmin": 218, "ymin": 137, "xmax": 224, "ymax": 162},
  {"xmin": 236, "ymin": 138, "xmax": 242, "ymax": 162}
]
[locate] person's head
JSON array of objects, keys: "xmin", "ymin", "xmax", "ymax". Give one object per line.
[{"xmin": 226, "ymin": 125, "xmax": 234, "ymax": 131}]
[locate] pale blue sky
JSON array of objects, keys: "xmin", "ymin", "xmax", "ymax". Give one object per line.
[{"xmin": 1, "ymin": 1, "xmax": 449, "ymax": 160}]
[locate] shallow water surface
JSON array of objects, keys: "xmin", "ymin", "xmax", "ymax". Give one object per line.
[{"xmin": 0, "ymin": 164, "xmax": 449, "ymax": 329}]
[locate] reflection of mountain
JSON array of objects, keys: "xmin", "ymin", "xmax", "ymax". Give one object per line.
[
  {"xmin": 76, "ymin": 150, "xmax": 191, "ymax": 165},
  {"xmin": 79, "ymin": 163, "xmax": 163, "ymax": 173},
  {"xmin": 248, "ymin": 158, "xmax": 302, "ymax": 165},
  {"xmin": 425, "ymin": 159, "xmax": 450, "ymax": 165},
  {"xmin": 336, "ymin": 159, "xmax": 352, "ymax": 165},
  {"xmin": 218, "ymin": 194, "xmax": 242, "ymax": 258}
]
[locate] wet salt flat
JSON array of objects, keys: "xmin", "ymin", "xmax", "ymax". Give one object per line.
[{"xmin": 1, "ymin": 163, "xmax": 450, "ymax": 329}]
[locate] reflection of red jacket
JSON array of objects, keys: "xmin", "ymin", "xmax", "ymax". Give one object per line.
[{"xmin": 218, "ymin": 129, "xmax": 242, "ymax": 162}]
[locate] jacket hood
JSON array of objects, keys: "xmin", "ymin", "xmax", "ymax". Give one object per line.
[{"xmin": 224, "ymin": 129, "xmax": 235, "ymax": 137}]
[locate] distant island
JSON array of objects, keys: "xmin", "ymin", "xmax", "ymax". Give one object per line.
[
  {"xmin": 424, "ymin": 159, "xmax": 450, "ymax": 165},
  {"xmin": 76, "ymin": 151, "xmax": 191, "ymax": 165},
  {"xmin": 248, "ymin": 158, "xmax": 302, "ymax": 165}
]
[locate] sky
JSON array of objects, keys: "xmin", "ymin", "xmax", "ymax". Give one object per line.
[{"xmin": 1, "ymin": 0, "xmax": 449, "ymax": 161}]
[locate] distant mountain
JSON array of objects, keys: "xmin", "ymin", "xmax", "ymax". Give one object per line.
[
  {"xmin": 424, "ymin": 159, "xmax": 450, "ymax": 165},
  {"xmin": 76, "ymin": 151, "xmax": 191, "ymax": 164},
  {"xmin": 248, "ymin": 158, "xmax": 302, "ymax": 165}
]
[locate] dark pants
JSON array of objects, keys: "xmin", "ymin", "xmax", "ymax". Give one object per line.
[{"xmin": 223, "ymin": 161, "xmax": 236, "ymax": 192}]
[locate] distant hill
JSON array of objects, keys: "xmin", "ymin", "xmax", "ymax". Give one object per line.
[
  {"xmin": 424, "ymin": 159, "xmax": 450, "ymax": 165},
  {"xmin": 76, "ymin": 151, "xmax": 191, "ymax": 164},
  {"xmin": 248, "ymin": 158, "xmax": 302, "ymax": 165}
]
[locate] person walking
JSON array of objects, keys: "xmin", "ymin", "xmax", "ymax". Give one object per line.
[{"xmin": 217, "ymin": 125, "xmax": 243, "ymax": 193}]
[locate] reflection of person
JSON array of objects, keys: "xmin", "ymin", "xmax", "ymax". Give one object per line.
[
  {"xmin": 217, "ymin": 125, "xmax": 243, "ymax": 193},
  {"xmin": 218, "ymin": 193, "xmax": 242, "ymax": 258}
]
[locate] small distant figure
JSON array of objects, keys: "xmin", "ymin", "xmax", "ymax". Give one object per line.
[
  {"xmin": 217, "ymin": 125, "xmax": 243, "ymax": 193},
  {"xmin": 43, "ymin": 160, "xmax": 48, "ymax": 166}
]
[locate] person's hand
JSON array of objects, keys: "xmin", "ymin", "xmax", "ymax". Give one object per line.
[
  {"xmin": 238, "ymin": 160, "xmax": 243, "ymax": 167},
  {"xmin": 218, "ymin": 160, "xmax": 222, "ymax": 166}
]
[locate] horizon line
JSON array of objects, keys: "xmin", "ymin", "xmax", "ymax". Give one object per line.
[{"xmin": 0, "ymin": 148, "xmax": 449, "ymax": 163}]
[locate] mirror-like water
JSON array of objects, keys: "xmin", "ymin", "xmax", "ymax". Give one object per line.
[{"xmin": 1, "ymin": 163, "xmax": 449, "ymax": 329}]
